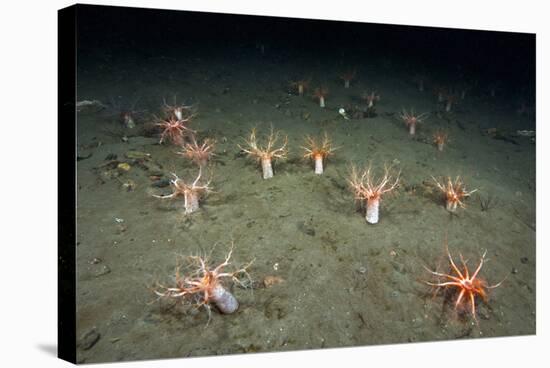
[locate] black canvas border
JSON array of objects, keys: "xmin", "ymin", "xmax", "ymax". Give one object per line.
[{"xmin": 58, "ymin": 4, "xmax": 77, "ymax": 364}]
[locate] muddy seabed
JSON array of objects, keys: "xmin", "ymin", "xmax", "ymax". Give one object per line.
[{"xmin": 75, "ymin": 54, "xmax": 535, "ymax": 363}]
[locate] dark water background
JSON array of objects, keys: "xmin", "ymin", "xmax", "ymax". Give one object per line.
[{"xmin": 75, "ymin": 5, "xmax": 535, "ymax": 363}]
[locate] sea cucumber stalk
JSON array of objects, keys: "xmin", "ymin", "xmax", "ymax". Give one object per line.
[
  {"xmin": 348, "ymin": 164, "xmax": 400, "ymax": 225},
  {"xmin": 184, "ymin": 191, "xmax": 200, "ymax": 213},
  {"xmin": 261, "ymin": 157, "xmax": 274, "ymax": 179},
  {"xmin": 314, "ymin": 155, "xmax": 324, "ymax": 175},
  {"xmin": 366, "ymin": 197, "xmax": 380, "ymax": 224}
]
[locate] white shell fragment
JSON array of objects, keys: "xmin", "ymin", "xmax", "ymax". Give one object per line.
[{"xmin": 338, "ymin": 108, "xmax": 350, "ymax": 120}]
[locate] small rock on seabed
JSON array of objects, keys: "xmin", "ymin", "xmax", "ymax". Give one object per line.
[{"xmin": 79, "ymin": 328, "xmax": 101, "ymax": 350}]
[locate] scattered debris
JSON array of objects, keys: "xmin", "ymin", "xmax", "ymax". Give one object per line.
[
  {"xmin": 76, "ymin": 100, "xmax": 106, "ymax": 112},
  {"xmin": 120, "ymin": 179, "xmax": 136, "ymax": 191},
  {"xmin": 92, "ymin": 265, "xmax": 111, "ymax": 277},
  {"xmin": 517, "ymin": 130, "xmax": 535, "ymax": 137},
  {"xmin": 77, "ymin": 153, "xmax": 93, "ymax": 161},
  {"xmin": 124, "ymin": 151, "xmax": 151, "ymax": 160},
  {"xmin": 263, "ymin": 275, "xmax": 285, "ymax": 288},
  {"xmin": 117, "ymin": 162, "xmax": 131, "ymax": 172},
  {"xmin": 338, "ymin": 108, "xmax": 350, "ymax": 120}
]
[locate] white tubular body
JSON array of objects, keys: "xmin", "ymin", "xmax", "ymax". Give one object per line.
[
  {"xmin": 314, "ymin": 155, "xmax": 324, "ymax": 175},
  {"xmin": 124, "ymin": 115, "xmax": 135, "ymax": 129},
  {"xmin": 446, "ymin": 200, "xmax": 457, "ymax": 212},
  {"xmin": 211, "ymin": 283, "xmax": 239, "ymax": 314},
  {"xmin": 174, "ymin": 108, "xmax": 183, "ymax": 120},
  {"xmin": 319, "ymin": 96, "xmax": 325, "ymax": 108},
  {"xmin": 261, "ymin": 157, "xmax": 274, "ymax": 179},
  {"xmin": 409, "ymin": 124, "xmax": 416, "ymax": 135},
  {"xmin": 366, "ymin": 198, "xmax": 380, "ymax": 224},
  {"xmin": 184, "ymin": 192, "xmax": 200, "ymax": 214}
]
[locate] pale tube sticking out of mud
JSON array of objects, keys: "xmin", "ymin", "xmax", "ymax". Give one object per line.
[
  {"xmin": 313, "ymin": 87, "xmax": 329, "ymax": 109},
  {"xmin": 348, "ymin": 163, "xmax": 400, "ymax": 224},
  {"xmin": 178, "ymin": 136, "xmax": 216, "ymax": 169},
  {"xmin": 290, "ymin": 79, "xmax": 309, "ymax": 97},
  {"xmin": 153, "ymin": 245, "xmax": 254, "ymax": 323},
  {"xmin": 314, "ymin": 155, "xmax": 324, "ymax": 175},
  {"xmin": 366, "ymin": 197, "xmax": 380, "ymax": 224},
  {"xmin": 184, "ymin": 190, "xmax": 200, "ymax": 213},
  {"xmin": 432, "ymin": 175, "xmax": 477, "ymax": 213},
  {"xmin": 399, "ymin": 108, "xmax": 428, "ymax": 137},
  {"xmin": 261, "ymin": 156, "xmax": 274, "ymax": 179},
  {"xmin": 302, "ymin": 132, "xmax": 338, "ymax": 175},
  {"xmin": 153, "ymin": 168, "xmax": 212, "ymax": 214},
  {"xmin": 162, "ymin": 96, "xmax": 194, "ymax": 121},
  {"xmin": 433, "ymin": 131, "xmax": 448, "ymax": 152},
  {"xmin": 239, "ymin": 127, "xmax": 288, "ymax": 180},
  {"xmin": 340, "ymin": 70, "xmax": 356, "ymax": 89},
  {"xmin": 122, "ymin": 112, "xmax": 135, "ymax": 129},
  {"xmin": 174, "ymin": 107, "xmax": 183, "ymax": 120},
  {"xmin": 445, "ymin": 95, "xmax": 457, "ymax": 113}
]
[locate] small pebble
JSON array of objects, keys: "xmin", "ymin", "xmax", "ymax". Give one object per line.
[
  {"xmin": 89, "ymin": 257, "xmax": 102, "ymax": 265},
  {"xmin": 511, "ymin": 267, "xmax": 518, "ymax": 274},
  {"xmin": 121, "ymin": 180, "xmax": 136, "ymax": 191},
  {"xmin": 79, "ymin": 328, "xmax": 100, "ymax": 350},
  {"xmin": 93, "ymin": 265, "xmax": 111, "ymax": 277},
  {"xmin": 520, "ymin": 257, "xmax": 529, "ymax": 264},
  {"xmin": 357, "ymin": 266, "xmax": 367, "ymax": 274},
  {"xmin": 263, "ymin": 276, "xmax": 285, "ymax": 288},
  {"xmin": 117, "ymin": 162, "xmax": 131, "ymax": 172}
]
